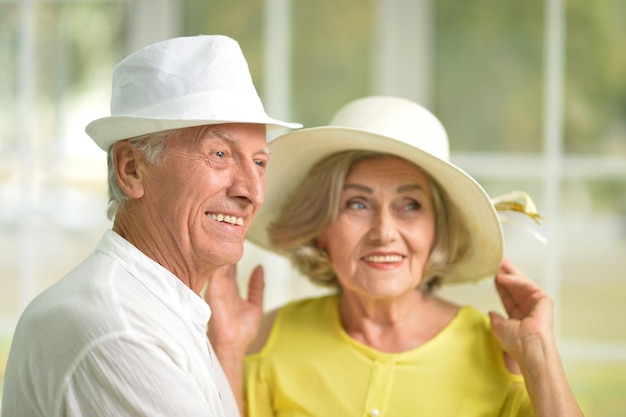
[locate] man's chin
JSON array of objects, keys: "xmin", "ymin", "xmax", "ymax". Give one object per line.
[{"xmin": 208, "ymin": 242, "xmax": 245, "ymax": 266}]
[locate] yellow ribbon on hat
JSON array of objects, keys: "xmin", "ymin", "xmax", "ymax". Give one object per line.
[{"xmin": 492, "ymin": 191, "xmax": 548, "ymax": 244}]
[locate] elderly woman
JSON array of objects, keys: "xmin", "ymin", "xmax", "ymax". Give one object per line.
[{"xmin": 208, "ymin": 96, "xmax": 584, "ymax": 417}]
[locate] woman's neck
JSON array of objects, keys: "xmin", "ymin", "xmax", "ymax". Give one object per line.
[{"xmin": 338, "ymin": 290, "xmax": 459, "ymax": 353}]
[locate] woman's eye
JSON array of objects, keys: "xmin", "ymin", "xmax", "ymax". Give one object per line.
[
  {"xmin": 406, "ymin": 201, "xmax": 421, "ymax": 211},
  {"xmin": 347, "ymin": 200, "xmax": 366, "ymax": 210}
]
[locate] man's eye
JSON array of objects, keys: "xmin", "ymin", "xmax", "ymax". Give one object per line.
[
  {"xmin": 215, "ymin": 151, "xmax": 225, "ymax": 158},
  {"xmin": 255, "ymin": 160, "xmax": 266, "ymax": 168}
]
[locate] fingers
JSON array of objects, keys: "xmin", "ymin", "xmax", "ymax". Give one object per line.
[
  {"xmin": 496, "ymin": 266, "xmax": 539, "ymax": 299},
  {"xmin": 495, "ymin": 259, "xmax": 540, "ymax": 319},
  {"xmin": 212, "ymin": 264, "xmax": 235, "ymax": 280},
  {"xmin": 247, "ymin": 265, "xmax": 265, "ymax": 309},
  {"xmin": 205, "ymin": 264, "xmax": 239, "ymax": 305},
  {"xmin": 497, "ymin": 258, "xmax": 528, "ymax": 284},
  {"xmin": 488, "ymin": 311, "xmax": 505, "ymax": 328},
  {"xmin": 499, "ymin": 257, "xmax": 516, "ymax": 275},
  {"xmin": 488, "ymin": 310, "xmax": 515, "ymax": 353},
  {"xmin": 214, "ymin": 264, "xmax": 237, "ymax": 281},
  {"xmin": 494, "ymin": 273, "xmax": 518, "ymax": 317},
  {"xmin": 495, "ymin": 260, "xmax": 555, "ymax": 326}
]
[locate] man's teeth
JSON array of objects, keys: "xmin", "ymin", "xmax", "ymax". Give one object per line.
[
  {"xmin": 210, "ymin": 213, "xmax": 244, "ymax": 225},
  {"xmin": 363, "ymin": 255, "xmax": 403, "ymax": 263}
]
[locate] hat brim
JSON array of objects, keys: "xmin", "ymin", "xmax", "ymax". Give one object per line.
[
  {"xmin": 85, "ymin": 115, "xmax": 302, "ymax": 151},
  {"xmin": 246, "ymin": 126, "xmax": 503, "ymax": 285}
]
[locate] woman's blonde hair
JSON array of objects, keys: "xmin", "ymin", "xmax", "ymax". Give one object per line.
[{"xmin": 268, "ymin": 150, "xmax": 470, "ymax": 291}]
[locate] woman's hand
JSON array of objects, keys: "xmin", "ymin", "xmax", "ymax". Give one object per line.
[
  {"xmin": 489, "ymin": 258, "xmax": 555, "ymax": 365},
  {"xmin": 489, "ymin": 258, "xmax": 584, "ymax": 417},
  {"xmin": 204, "ymin": 263, "xmax": 265, "ymax": 416},
  {"xmin": 204, "ymin": 263, "xmax": 265, "ymax": 356}
]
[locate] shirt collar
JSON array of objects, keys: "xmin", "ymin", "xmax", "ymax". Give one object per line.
[{"xmin": 96, "ymin": 229, "xmax": 212, "ymax": 328}]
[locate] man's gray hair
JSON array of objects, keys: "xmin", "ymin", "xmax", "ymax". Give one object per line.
[{"xmin": 105, "ymin": 130, "xmax": 173, "ymax": 220}]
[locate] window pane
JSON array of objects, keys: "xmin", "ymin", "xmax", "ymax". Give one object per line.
[
  {"xmin": 0, "ymin": 1, "xmax": 126, "ymax": 402},
  {"xmin": 435, "ymin": 0, "xmax": 544, "ymax": 152},
  {"xmin": 291, "ymin": 0, "xmax": 374, "ymax": 126},
  {"xmin": 3, "ymin": 1, "xmax": 625, "ymax": 415},
  {"xmin": 565, "ymin": 0, "xmax": 626, "ymax": 154}
]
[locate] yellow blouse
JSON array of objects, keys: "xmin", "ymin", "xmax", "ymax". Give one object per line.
[{"xmin": 245, "ymin": 294, "xmax": 534, "ymax": 417}]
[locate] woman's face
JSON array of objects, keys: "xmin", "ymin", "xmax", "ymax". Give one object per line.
[{"xmin": 316, "ymin": 156, "xmax": 437, "ymax": 300}]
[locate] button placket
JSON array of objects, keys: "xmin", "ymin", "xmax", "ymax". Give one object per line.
[{"xmin": 362, "ymin": 358, "xmax": 394, "ymax": 417}]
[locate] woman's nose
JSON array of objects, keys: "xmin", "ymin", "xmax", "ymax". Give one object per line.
[{"xmin": 367, "ymin": 210, "xmax": 396, "ymax": 244}]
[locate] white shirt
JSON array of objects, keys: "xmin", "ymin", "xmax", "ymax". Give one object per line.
[{"xmin": 1, "ymin": 230, "xmax": 240, "ymax": 417}]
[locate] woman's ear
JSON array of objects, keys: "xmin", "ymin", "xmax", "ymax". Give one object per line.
[
  {"xmin": 113, "ymin": 140, "xmax": 146, "ymax": 199},
  {"xmin": 314, "ymin": 235, "xmax": 327, "ymax": 252}
]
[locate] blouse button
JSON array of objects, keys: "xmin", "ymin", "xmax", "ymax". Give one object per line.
[{"xmin": 370, "ymin": 409, "xmax": 380, "ymax": 417}]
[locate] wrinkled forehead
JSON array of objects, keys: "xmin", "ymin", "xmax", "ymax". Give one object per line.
[
  {"xmin": 348, "ymin": 153, "xmax": 431, "ymax": 180},
  {"xmin": 167, "ymin": 123, "xmax": 269, "ymax": 152}
]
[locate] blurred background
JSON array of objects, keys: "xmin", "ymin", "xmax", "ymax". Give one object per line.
[{"xmin": 1, "ymin": 0, "xmax": 625, "ymax": 414}]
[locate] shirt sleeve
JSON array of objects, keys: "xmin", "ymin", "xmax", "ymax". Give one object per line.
[
  {"xmin": 60, "ymin": 334, "xmax": 226, "ymax": 417},
  {"xmin": 498, "ymin": 376, "xmax": 536, "ymax": 417}
]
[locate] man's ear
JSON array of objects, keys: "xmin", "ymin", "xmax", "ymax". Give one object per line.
[{"xmin": 113, "ymin": 140, "xmax": 146, "ymax": 199}]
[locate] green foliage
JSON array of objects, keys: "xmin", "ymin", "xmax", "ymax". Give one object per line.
[
  {"xmin": 181, "ymin": 0, "xmax": 626, "ymax": 153},
  {"xmin": 435, "ymin": 0, "xmax": 626, "ymax": 154},
  {"xmin": 435, "ymin": 0, "xmax": 544, "ymax": 152},
  {"xmin": 290, "ymin": 0, "xmax": 373, "ymax": 127},
  {"xmin": 183, "ymin": 0, "xmax": 265, "ymax": 92},
  {"xmin": 565, "ymin": 0, "xmax": 626, "ymax": 153}
]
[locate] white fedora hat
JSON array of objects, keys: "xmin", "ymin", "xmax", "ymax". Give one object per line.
[
  {"xmin": 247, "ymin": 96, "xmax": 504, "ymax": 284},
  {"xmin": 86, "ymin": 35, "xmax": 301, "ymax": 151}
]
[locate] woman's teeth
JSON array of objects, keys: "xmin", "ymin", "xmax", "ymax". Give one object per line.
[{"xmin": 363, "ymin": 255, "xmax": 403, "ymax": 263}]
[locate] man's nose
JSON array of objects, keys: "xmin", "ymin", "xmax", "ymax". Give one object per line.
[{"xmin": 229, "ymin": 161, "xmax": 264, "ymax": 206}]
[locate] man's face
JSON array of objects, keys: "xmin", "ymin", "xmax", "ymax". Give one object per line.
[{"xmin": 138, "ymin": 123, "xmax": 268, "ymax": 273}]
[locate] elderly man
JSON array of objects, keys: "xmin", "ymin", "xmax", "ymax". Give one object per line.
[{"xmin": 2, "ymin": 35, "xmax": 300, "ymax": 417}]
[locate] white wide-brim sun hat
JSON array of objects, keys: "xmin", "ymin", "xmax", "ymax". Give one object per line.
[
  {"xmin": 246, "ymin": 96, "xmax": 504, "ymax": 285},
  {"xmin": 86, "ymin": 35, "xmax": 301, "ymax": 151}
]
